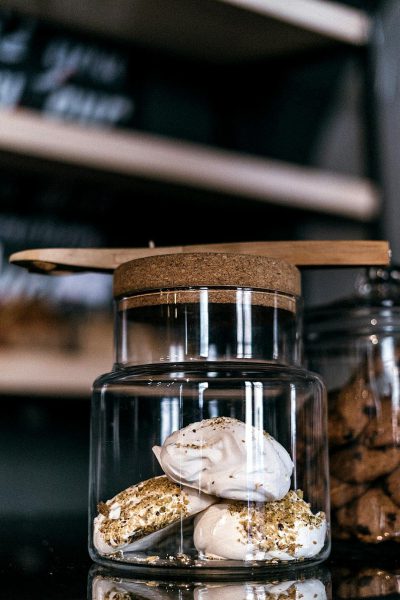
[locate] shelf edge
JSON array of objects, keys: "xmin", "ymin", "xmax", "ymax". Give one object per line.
[
  {"xmin": 220, "ymin": 0, "xmax": 371, "ymax": 45},
  {"xmin": 0, "ymin": 109, "xmax": 380, "ymax": 220}
]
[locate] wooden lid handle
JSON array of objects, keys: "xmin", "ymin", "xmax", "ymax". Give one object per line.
[{"xmin": 9, "ymin": 240, "xmax": 391, "ymax": 275}]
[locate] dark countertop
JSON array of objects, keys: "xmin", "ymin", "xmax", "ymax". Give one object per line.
[
  {"xmin": 2, "ymin": 396, "xmax": 398, "ymax": 599},
  {"xmin": 2, "ymin": 516, "xmax": 400, "ymax": 600}
]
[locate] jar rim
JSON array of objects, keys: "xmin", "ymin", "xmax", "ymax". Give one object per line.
[{"xmin": 113, "ymin": 253, "xmax": 301, "ymax": 298}]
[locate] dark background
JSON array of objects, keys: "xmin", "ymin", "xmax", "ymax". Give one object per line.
[{"xmin": 1, "ymin": 2, "xmax": 400, "ymax": 597}]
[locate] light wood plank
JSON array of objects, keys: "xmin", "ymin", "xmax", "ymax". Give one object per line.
[
  {"xmin": 0, "ymin": 347, "xmax": 112, "ymax": 396},
  {"xmin": 220, "ymin": 0, "xmax": 370, "ymax": 45},
  {"xmin": 0, "ymin": 314, "xmax": 113, "ymax": 396},
  {"xmin": 10, "ymin": 241, "xmax": 391, "ymax": 275},
  {"xmin": 0, "ymin": 110, "xmax": 380, "ymax": 220}
]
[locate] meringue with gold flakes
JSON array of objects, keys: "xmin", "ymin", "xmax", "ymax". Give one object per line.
[
  {"xmin": 93, "ymin": 475, "xmax": 216, "ymax": 555},
  {"xmin": 193, "ymin": 490, "xmax": 327, "ymax": 561},
  {"xmin": 153, "ymin": 416, "xmax": 294, "ymax": 502}
]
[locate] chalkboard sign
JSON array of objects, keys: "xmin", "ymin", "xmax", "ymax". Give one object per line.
[
  {"xmin": 0, "ymin": 9, "xmax": 215, "ymax": 145},
  {"xmin": 0, "ymin": 11, "xmax": 136, "ymax": 128}
]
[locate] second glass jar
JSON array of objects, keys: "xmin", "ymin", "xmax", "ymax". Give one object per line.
[
  {"xmin": 89, "ymin": 253, "xmax": 330, "ymax": 576},
  {"xmin": 305, "ymin": 267, "xmax": 400, "ymax": 547}
]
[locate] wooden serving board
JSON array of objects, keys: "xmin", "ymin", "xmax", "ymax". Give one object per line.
[{"xmin": 9, "ymin": 240, "xmax": 390, "ymax": 275}]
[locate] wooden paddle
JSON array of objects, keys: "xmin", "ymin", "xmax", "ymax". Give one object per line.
[{"xmin": 9, "ymin": 241, "xmax": 390, "ymax": 275}]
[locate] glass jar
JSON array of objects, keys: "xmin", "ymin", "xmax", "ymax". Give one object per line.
[
  {"xmin": 305, "ymin": 266, "xmax": 400, "ymax": 546},
  {"xmin": 89, "ymin": 253, "xmax": 330, "ymax": 576}
]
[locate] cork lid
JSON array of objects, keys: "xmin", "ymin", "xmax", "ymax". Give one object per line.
[{"xmin": 113, "ymin": 253, "xmax": 301, "ymax": 298}]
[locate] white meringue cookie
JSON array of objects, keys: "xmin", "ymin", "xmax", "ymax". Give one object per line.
[
  {"xmin": 153, "ymin": 417, "xmax": 293, "ymax": 501},
  {"xmin": 194, "ymin": 579, "xmax": 327, "ymax": 600},
  {"xmin": 93, "ymin": 475, "xmax": 216, "ymax": 555},
  {"xmin": 193, "ymin": 490, "xmax": 327, "ymax": 561}
]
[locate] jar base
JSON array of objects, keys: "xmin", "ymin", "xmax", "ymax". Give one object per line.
[{"xmin": 89, "ymin": 547, "xmax": 331, "ymax": 581}]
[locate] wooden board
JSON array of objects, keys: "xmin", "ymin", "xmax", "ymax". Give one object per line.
[{"xmin": 10, "ymin": 241, "xmax": 391, "ymax": 275}]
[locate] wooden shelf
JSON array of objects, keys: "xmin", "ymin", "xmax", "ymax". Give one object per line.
[
  {"xmin": 0, "ymin": 312, "xmax": 113, "ymax": 396},
  {"xmin": 0, "ymin": 109, "xmax": 380, "ymax": 221},
  {"xmin": 3, "ymin": 0, "xmax": 371, "ymax": 62},
  {"xmin": 0, "ymin": 347, "xmax": 112, "ymax": 397}
]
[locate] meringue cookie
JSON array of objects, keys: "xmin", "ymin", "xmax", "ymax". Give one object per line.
[
  {"xmin": 153, "ymin": 417, "xmax": 293, "ymax": 501},
  {"xmin": 194, "ymin": 490, "xmax": 326, "ymax": 561},
  {"xmin": 194, "ymin": 579, "xmax": 327, "ymax": 600},
  {"xmin": 93, "ymin": 475, "xmax": 216, "ymax": 555}
]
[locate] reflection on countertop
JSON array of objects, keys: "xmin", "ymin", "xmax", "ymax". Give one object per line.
[
  {"xmin": 88, "ymin": 563, "xmax": 400, "ymax": 600},
  {"xmin": 1, "ymin": 517, "xmax": 400, "ymax": 599},
  {"xmin": 89, "ymin": 564, "xmax": 331, "ymax": 600},
  {"xmin": 331, "ymin": 541, "xmax": 400, "ymax": 599},
  {"xmin": 334, "ymin": 566, "xmax": 400, "ymax": 599}
]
